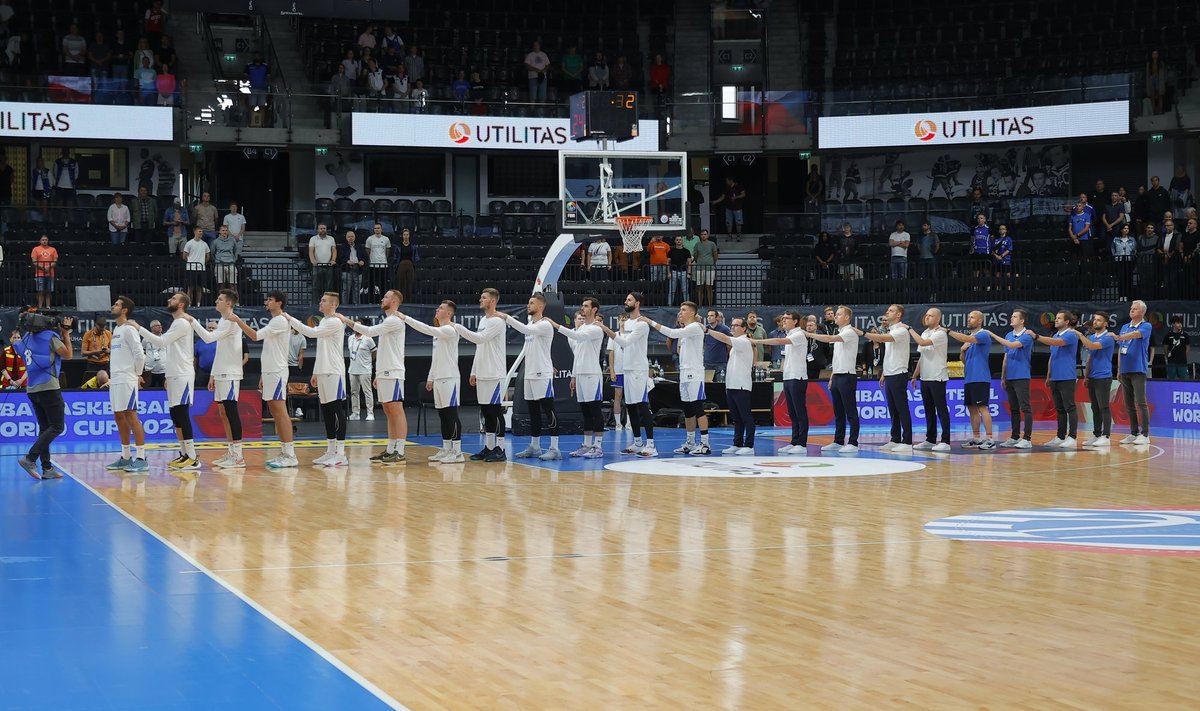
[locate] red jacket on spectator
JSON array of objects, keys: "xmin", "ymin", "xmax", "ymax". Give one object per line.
[{"xmin": 649, "ymin": 61, "xmax": 670, "ymax": 92}]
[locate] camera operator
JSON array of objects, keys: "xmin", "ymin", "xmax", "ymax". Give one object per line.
[{"xmin": 14, "ymin": 312, "xmax": 75, "ymax": 480}]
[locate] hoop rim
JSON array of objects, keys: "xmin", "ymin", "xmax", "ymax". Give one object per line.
[{"xmin": 614, "ymin": 214, "xmax": 655, "ymax": 226}]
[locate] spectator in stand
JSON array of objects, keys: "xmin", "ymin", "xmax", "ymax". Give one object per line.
[
  {"xmin": 1146, "ymin": 49, "xmax": 1166, "ymax": 114},
  {"xmin": 1183, "ymin": 217, "xmax": 1200, "ymax": 294},
  {"xmin": 82, "ymin": 316, "xmax": 112, "ymax": 374},
  {"xmin": 693, "ymin": 229, "xmax": 719, "ymax": 306},
  {"xmin": 364, "ymin": 58, "xmax": 385, "ymax": 99},
  {"xmin": 1136, "ymin": 221, "xmax": 1160, "ymax": 292},
  {"xmin": 814, "ymin": 230, "xmax": 837, "ymax": 277},
  {"xmin": 88, "ymin": 31, "xmax": 111, "ymax": 80},
  {"xmin": 970, "ymin": 212, "xmax": 991, "ymax": 280},
  {"xmin": 991, "ymin": 223, "xmax": 1014, "ymax": 292},
  {"xmin": 667, "ymin": 234, "xmax": 692, "ymax": 306},
  {"xmin": 393, "ymin": 228, "xmax": 418, "ymax": 301},
  {"xmin": 52, "ymin": 148, "xmax": 78, "ymax": 213},
  {"xmin": 1102, "ymin": 191, "xmax": 1126, "ymax": 256},
  {"xmin": 30, "ymin": 157, "xmax": 51, "ymax": 217},
  {"xmin": 133, "ymin": 37, "xmax": 154, "ymax": 72},
  {"xmin": 711, "ymin": 175, "xmax": 746, "ymax": 240},
  {"xmin": 135, "ymin": 56, "xmax": 157, "ymax": 105},
  {"xmin": 110, "ymin": 29, "xmax": 132, "ymax": 78},
  {"xmin": 649, "ymin": 53, "xmax": 670, "ymax": 94},
  {"xmin": 451, "ymin": 70, "xmax": 470, "ymax": 102},
  {"xmin": 611, "ymin": 55, "xmax": 632, "ymax": 89},
  {"xmin": 588, "ymin": 52, "xmax": 609, "ymax": 90},
  {"xmin": 1068, "ymin": 201, "xmax": 1093, "ymax": 263},
  {"xmin": 308, "ymin": 223, "xmax": 337, "ymax": 305},
  {"xmin": 245, "ymin": 53, "xmax": 270, "ymax": 112},
  {"xmin": 107, "ymin": 193, "xmax": 130, "ymax": 245},
  {"xmin": 1160, "ymin": 218, "xmax": 1184, "ymax": 295},
  {"xmin": 364, "ymin": 223, "xmax": 391, "ymax": 299},
  {"xmin": 1170, "ymin": 164, "xmax": 1192, "ymax": 211},
  {"xmin": 2, "ymin": 329, "xmax": 27, "ymax": 390},
  {"xmin": 61, "ymin": 23, "xmax": 86, "ymax": 75},
  {"xmin": 194, "ymin": 191, "xmax": 218, "ymax": 244},
  {"xmin": 1132, "ymin": 184, "xmax": 1151, "ymax": 235},
  {"xmin": 389, "ymin": 65, "xmax": 410, "ymax": 106},
  {"xmin": 31, "ymin": 235, "xmax": 57, "ymax": 309},
  {"xmin": 912, "ymin": 221, "xmax": 940, "ymax": 281},
  {"xmin": 525, "ymin": 41, "xmax": 550, "ymax": 102},
  {"xmin": 341, "ymin": 49, "xmax": 361, "ymax": 84},
  {"xmin": 468, "ymin": 71, "xmax": 487, "ymax": 115},
  {"xmin": 182, "ymin": 227, "xmax": 209, "ymax": 305},
  {"xmin": 410, "ymin": 80, "xmax": 428, "ymax": 113},
  {"xmin": 163, "ymin": 198, "xmax": 190, "ymax": 255},
  {"xmin": 805, "ymin": 165, "xmax": 824, "ymax": 211},
  {"xmin": 128, "ymin": 186, "xmax": 155, "ymax": 245},
  {"xmin": 381, "ymin": 26, "xmax": 402, "ymax": 52},
  {"xmin": 704, "ymin": 308, "xmax": 731, "ymax": 374},
  {"xmin": 1162, "ymin": 317, "xmax": 1191, "ymax": 380},
  {"xmin": 223, "ymin": 202, "xmax": 246, "ymax": 243},
  {"xmin": 560, "ymin": 46, "xmax": 584, "ymax": 94},
  {"xmin": 212, "ymin": 224, "xmax": 240, "ymax": 292},
  {"xmin": 403, "ymin": 45, "xmax": 424, "ymax": 84},
  {"xmin": 968, "ymin": 188, "xmax": 989, "ymax": 223},
  {"xmin": 837, "ymin": 222, "xmax": 861, "ymax": 280},
  {"xmin": 144, "ymin": 0, "xmax": 167, "ymax": 49},
  {"xmin": 645, "ymin": 234, "xmax": 671, "ymax": 301},
  {"xmin": 156, "ymin": 35, "xmax": 176, "ymax": 72},
  {"xmin": 155, "ymin": 64, "xmax": 176, "ymax": 106},
  {"xmin": 1111, "ymin": 224, "xmax": 1136, "ymax": 300},
  {"xmin": 1147, "ymin": 175, "xmax": 1171, "ymax": 221},
  {"xmin": 143, "ymin": 320, "xmax": 167, "ymax": 388},
  {"xmin": 888, "ymin": 219, "xmax": 909, "ymax": 279},
  {"xmin": 1088, "ymin": 180, "xmax": 1108, "ymax": 220},
  {"xmin": 585, "ymin": 234, "xmax": 611, "ymax": 281},
  {"xmin": 326, "ymin": 63, "xmax": 353, "ymax": 127},
  {"xmin": 339, "ymin": 230, "xmax": 364, "ymax": 305},
  {"xmin": 357, "ymin": 25, "xmax": 377, "ymax": 50}
]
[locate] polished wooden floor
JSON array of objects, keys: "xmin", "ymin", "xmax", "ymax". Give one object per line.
[{"xmin": 60, "ymin": 428, "xmax": 1200, "ymax": 710}]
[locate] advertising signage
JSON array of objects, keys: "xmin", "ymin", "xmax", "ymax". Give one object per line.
[
  {"xmin": 351, "ymin": 113, "xmax": 661, "ymax": 151},
  {"xmin": 818, "ymin": 101, "xmax": 1129, "ymax": 149},
  {"xmin": 0, "ymin": 102, "xmax": 174, "ymax": 141}
]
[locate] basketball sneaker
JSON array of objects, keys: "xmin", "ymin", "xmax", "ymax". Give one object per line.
[
  {"xmin": 673, "ymin": 442, "xmax": 695, "ymax": 454},
  {"xmin": 582, "ymin": 446, "xmax": 605, "ymax": 459},
  {"xmin": 439, "ymin": 450, "xmax": 465, "ymax": 463},
  {"xmin": 977, "ymin": 439, "xmax": 997, "ymax": 450},
  {"xmin": 1090, "ymin": 436, "xmax": 1111, "ymax": 447},
  {"xmin": 931, "ymin": 442, "xmax": 952, "ymax": 452},
  {"xmin": 1013, "ymin": 439, "xmax": 1033, "ymax": 449},
  {"xmin": 637, "ymin": 445, "xmax": 658, "ymax": 457},
  {"xmin": 913, "ymin": 441, "xmax": 935, "ymax": 451},
  {"xmin": 689, "ymin": 443, "xmax": 712, "ymax": 456},
  {"xmin": 515, "ymin": 444, "xmax": 542, "ymax": 458},
  {"xmin": 483, "ymin": 447, "xmax": 508, "ymax": 462},
  {"xmin": 325, "ymin": 454, "xmax": 349, "ymax": 467},
  {"xmin": 538, "ymin": 448, "xmax": 562, "ymax": 461},
  {"xmin": 1044, "ymin": 437, "xmax": 1063, "ymax": 447},
  {"xmin": 176, "ymin": 457, "xmax": 201, "ymax": 471},
  {"xmin": 124, "ymin": 459, "xmax": 149, "ymax": 473},
  {"xmin": 1132, "ymin": 435, "xmax": 1150, "ymax": 445},
  {"xmin": 962, "ymin": 438, "xmax": 982, "ymax": 448},
  {"xmin": 1120, "ymin": 434, "xmax": 1137, "ymax": 444},
  {"xmin": 569, "ymin": 445, "xmax": 591, "ymax": 457},
  {"xmin": 167, "ymin": 454, "xmax": 189, "ymax": 469},
  {"xmin": 313, "ymin": 452, "xmax": 335, "ymax": 465},
  {"xmin": 999, "ymin": 438, "xmax": 1019, "ymax": 448},
  {"xmin": 106, "ymin": 457, "xmax": 132, "ymax": 471},
  {"xmin": 267, "ymin": 455, "xmax": 300, "ymax": 469}
]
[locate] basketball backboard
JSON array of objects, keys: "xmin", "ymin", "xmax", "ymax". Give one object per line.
[{"xmin": 559, "ymin": 150, "xmax": 688, "ymax": 233}]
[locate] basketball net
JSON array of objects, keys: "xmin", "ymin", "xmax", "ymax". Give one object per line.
[{"xmin": 615, "ymin": 215, "xmax": 653, "ymax": 253}]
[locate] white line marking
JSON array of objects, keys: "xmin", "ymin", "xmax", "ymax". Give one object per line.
[{"xmin": 61, "ymin": 463, "xmax": 410, "ymax": 711}]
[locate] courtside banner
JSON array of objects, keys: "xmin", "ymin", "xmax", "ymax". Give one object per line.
[
  {"xmin": 818, "ymin": 101, "xmax": 1129, "ymax": 149},
  {"xmin": 0, "ymin": 102, "xmax": 174, "ymax": 141},
  {"xmin": 351, "ymin": 113, "xmax": 660, "ymax": 151}
]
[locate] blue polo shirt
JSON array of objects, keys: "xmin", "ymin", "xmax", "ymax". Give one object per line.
[
  {"xmin": 1118, "ymin": 321, "xmax": 1153, "ymax": 374},
  {"xmin": 963, "ymin": 330, "xmax": 992, "ymax": 384},
  {"xmin": 992, "ymin": 234, "xmax": 1013, "ymax": 265},
  {"xmin": 195, "ymin": 339, "xmax": 217, "ymax": 371},
  {"xmin": 1004, "ymin": 329, "xmax": 1034, "ymax": 380},
  {"xmin": 1049, "ymin": 329, "xmax": 1079, "ymax": 381},
  {"xmin": 970, "ymin": 224, "xmax": 990, "ymax": 255},
  {"xmin": 703, "ymin": 324, "xmax": 731, "ymax": 366},
  {"xmin": 1087, "ymin": 333, "xmax": 1116, "ymax": 378},
  {"xmin": 1069, "ymin": 211, "xmax": 1091, "ymax": 240}
]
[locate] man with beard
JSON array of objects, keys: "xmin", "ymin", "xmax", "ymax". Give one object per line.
[
  {"xmin": 551, "ymin": 297, "xmax": 608, "ymax": 458},
  {"xmin": 599, "ymin": 292, "xmax": 657, "ymax": 457},
  {"xmin": 136, "ymin": 292, "xmax": 199, "ymax": 469},
  {"xmin": 103, "ymin": 296, "xmax": 148, "ymax": 473},
  {"xmin": 503, "ymin": 292, "xmax": 562, "ymax": 461}
]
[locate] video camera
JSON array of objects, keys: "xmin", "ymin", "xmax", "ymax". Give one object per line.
[{"xmin": 18, "ymin": 310, "xmax": 74, "ymax": 334}]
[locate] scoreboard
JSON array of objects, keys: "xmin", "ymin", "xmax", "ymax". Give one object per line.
[{"xmin": 569, "ymin": 91, "xmax": 639, "ymax": 142}]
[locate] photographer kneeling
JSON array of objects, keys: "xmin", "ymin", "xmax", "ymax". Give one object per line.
[{"xmin": 13, "ymin": 312, "xmax": 75, "ymax": 480}]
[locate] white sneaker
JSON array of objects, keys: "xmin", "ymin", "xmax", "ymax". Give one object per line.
[
  {"xmin": 890, "ymin": 443, "xmax": 913, "ymax": 453},
  {"xmin": 267, "ymin": 455, "xmax": 300, "ymax": 468},
  {"xmin": 515, "ymin": 444, "xmax": 543, "ymax": 458},
  {"xmin": 722, "ymin": 445, "xmax": 740, "ymax": 454},
  {"xmin": 689, "ymin": 443, "xmax": 713, "ymax": 456},
  {"xmin": 366, "ymin": 413, "xmax": 375, "ymax": 421},
  {"xmin": 212, "ymin": 454, "xmax": 233, "ymax": 468},
  {"xmin": 1082, "ymin": 436, "xmax": 1097, "ymax": 446},
  {"xmin": 1132, "ymin": 435, "xmax": 1150, "ymax": 445},
  {"xmin": 1013, "ymin": 439, "xmax": 1033, "ymax": 449},
  {"xmin": 879, "ymin": 442, "xmax": 897, "ymax": 452},
  {"xmin": 538, "ymin": 448, "xmax": 562, "ymax": 461},
  {"xmin": 977, "ymin": 439, "xmax": 996, "ymax": 450},
  {"xmin": 931, "ymin": 442, "xmax": 952, "ymax": 452},
  {"xmin": 1059, "ymin": 437, "xmax": 1077, "ymax": 448},
  {"xmin": 962, "ymin": 438, "xmax": 982, "ymax": 448},
  {"xmin": 312, "ymin": 451, "xmax": 334, "ymax": 465},
  {"xmin": 786, "ymin": 445, "xmax": 807, "ymax": 456},
  {"xmin": 439, "ymin": 450, "xmax": 465, "ymax": 463},
  {"xmin": 1090, "ymin": 436, "xmax": 1111, "ymax": 446},
  {"xmin": 225, "ymin": 457, "xmax": 247, "ymax": 468},
  {"xmin": 1045, "ymin": 437, "xmax": 1064, "ymax": 447},
  {"xmin": 673, "ymin": 442, "xmax": 695, "ymax": 454},
  {"xmin": 1120, "ymin": 434, "xmax": 1137, "ymax": 444},
  {"xmin": 637, "ymin": 445, "xmax": 658, "ymax": 457},
  {"xmin": 621, "ymin": 443, "xmax": 644, "ymax": 454},
  {"xmin": 427, "ymin": 448, "xmax": 449, "ymax": 461},
  {"xmin": 325, "ymin": 454, "xmax": 348, "ymax": 467},
  {"xmin": 999, "ymin": 438, "xmax": 1019, "ymax": 448},
  {"xmin": 582, "ymin": 446, "xmax": 605, "ymax": 459},
  {"xmin": 913, "ymin": 441, "xmax": 934, "ymax": 451},
  {"xmin": 820, "ymin": 442, "xmax": 842, "ymax": 452},
  {"xmin": 569, "ymin": 445, "xmax": 592, "ymax": 457},
  {"xmin": 734, "ymin": 447, "xmax": 754, "ymax": 455},
  {"xmin": 838, "ymin": 445, "xmax": 859, "ymax": 454}
]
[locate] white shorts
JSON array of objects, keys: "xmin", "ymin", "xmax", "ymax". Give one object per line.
[
  {"xmin": 377, "ymin": 377, "xmax": 405, "ymax": 404},
  {"xmin": 213, "ymin": 376, "xmax": 240, "ymax": 402},
  {"xmin": 261, "ymin": 370, "xmax": 288, "ymax": 401},
  {"xmin": 575, "ymin": 373, "xmax": 603, "ymax": 403},
  {"xmin": 316, "ymin": 373, "xmax": 346, "ymax": 404},
  {"xmin": 109, "ymin": 382, "xmax": 139, "ymax": 413},
  {"xmin": 679, "ymin": 371, "xmax": 707, "ymax": 403},
  {"xmin": 166, "ymin": 375, "xmax": 194, "ymax": 408},
  {"xmin": 694, "ymin": 265, "xmax": 715, "ymax": 286},
  {"xmin": 622, "ymin": 371, "xmax": 651, "ymax": 404},
  {"xmin": 432, "ymin": 378, "xmax": 460, "ymax": 409},
  {"xmin": 476, "ymin": 378, "xmax": 503, "ymax": 406},
  {"xmin": 523, "ymin": 376, "xmax": 554, "ymax": 402}
]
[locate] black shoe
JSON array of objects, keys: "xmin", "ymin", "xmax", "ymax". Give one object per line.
[
  {"xmin": 483, "ymin": 447, "xmax": 507, "ymax": 463},
  {"xmin": 469, "ymin": 447, "xmax": 491, "ymax": 461}
]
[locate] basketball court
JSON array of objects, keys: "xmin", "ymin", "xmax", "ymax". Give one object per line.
[{"xmin": 5, "ymin": 421, "xmax": 1200, "ymax": 709}]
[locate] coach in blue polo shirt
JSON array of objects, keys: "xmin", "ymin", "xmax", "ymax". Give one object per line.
[
  {"xmin": 988, "ymin": 308, "xmax": 1035, "ymax": 448},
  {"xmin": 1112, "ymin": 299, "xmax": 1154, "ymax": 445},
  {"xmin": 1036, "ymin": 310, "xmax": 1081, "ymax": 448},
  {"xmin": 1080, "ymin": 313, "xmax": 1117, "ymax": 447},
  {"xmin": 947, "ymin": 310, "xmax": 996, "ymax": 449}
]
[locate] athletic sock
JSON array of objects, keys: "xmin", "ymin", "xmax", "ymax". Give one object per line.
[
  {"xmin": 532, "ymin": 436, "xmax": 542, "ymax": 450},
  {"xmin": 326, "ymin": 438, "xmax": 336, "ymax": 454},
  {"xmin": 121, "ymin": 444, "xmax": 131, "ymax": 458},
  {"xmin": 232, "ymin": 443, "xmax": 243, "ymax": 459},
  {"xmin": 184, "ymin": 440, "xmax": 197, "ymax": 459},
  {"xmin": 633, "ymin": 438, "xmax": 644, "ymax": 447},
  {"xmin": 497, "ymin": 436, "xmax": 507, "ymax": 450},
  {"xmin": 133, "ymin": 445, "xmax": 144, "ymax": 460},
  {"xmin": 701, "ymin": 431, "xmax": 710, "ymax": 444},
  {"xmin": 549, "ymin": 436, "xmax": 559, "ymax": 450},
  {"xmin": 646, "ymin": 438, "xmax": 655, "ymax": 449},
  {"xmin": 385, "ymin": 439, "xmax": 396, "ymax": 453},
  {"xmin": 486, "ymin": 432, "xmax": 497, "ymax": 448},
  {"xmin": 335, "ymin": 441, "xmax": 345, "ymax": 455},
  {"xmin": 451, "ymin": 440, "xmax": 461, "ymax": 453},
  {"xmin": 395, "ymin": 440, "xmax": 406, "ymax": 455},
  {"xmin": 686, "ymin": 432, "xmax": 695, "ymax": 444},
  {"xmin": 282, "ymin": 441, "xmax": 295, "ymax": 457},
  {"xmin": 442, "ymin": 439, "xmax": 451, "ymax": 451},
  {"xmin": 583, "ymin": 434, "xmax": 594, "ymax": 447}
]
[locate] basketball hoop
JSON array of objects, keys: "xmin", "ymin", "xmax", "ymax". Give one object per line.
[{"xmin": 615, "ymin": 215, "xmax": 653, "ymax": 253}]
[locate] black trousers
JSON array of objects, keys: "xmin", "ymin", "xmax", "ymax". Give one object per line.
[
  {"xmin": 1049, "ymin": 379, "xmax": 1077, "ymax": 439},
  {"xmin": 1004, "ymin": 378, "xmax": 1033, "ymax": 440},
  {"xmin": 1088, "ymin": 376, "xmax": 1113, "ymax": 437},
  {"xmin": 27, "ymin": 389, "xmax": 66, "ymax": 469},
  {"xmin": 883, "ymin": 373, "xmax": 912, "ymax": 444},
  {"xmin": 728, "ymin": 388, "xmax": 755, "ymax": 447},
  {"xmin": 312, "ymin": 265, "xmax": 337, "ymax": 304},
  {"xmin": 829, "ymin": 373, "xmax": 859, "ymax": 446},
  {"xmin": 782, "ymin": 379, "xmax": 809, "ymax": 446},
  {"xmin": 919, "ymin": 379, "xmax": 950, "ymax": 444},
  {"xmin": 1118, "ymin": 372, "xmax": 1150, "ymax": 436}
]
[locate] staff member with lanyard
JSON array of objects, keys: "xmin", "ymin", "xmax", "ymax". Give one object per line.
[
  {"xmin": 1034, "ymin": 310, "xmax": 1081, "ymax": 448},
  {"xmin": 807, "ymin": 305, "xmax": 860, "ymax": 454},
  {"xmin": 14, "ymin": 313, "xmax": 76, "ymax": 480},
  {"xmin": 1112, "ymin": 299, "xmax": 1154, "ymax": 444}
]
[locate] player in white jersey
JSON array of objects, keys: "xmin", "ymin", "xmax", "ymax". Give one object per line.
[
  {"xmin": 599, "ymin": 291, "xmax": 657, "ymax": 457},
  {"xmin": 104, "ymin": 296, "xmax": 148, "ymax": 473},
  {"xmin": 550, "ymin": 296, "xmax": 606, "ymax": 458},
  {"xmin": 752, "ymin": 311, "xmax": 810, "ymax": 454},
  {"xmin": 185, "ymin": 288, "xmax": 246, "ymax": 468},
  {"xmin": 454, "ymin": 287, "xmax": 508, "ymax": 463},
  {"xmin": 503, "ymin": 292, "xmax": 562, "ymax": 460},
  {"xmin": 231, "ymin": 289, "xmax": 297, "ymax": 468},
  {"xmin": 137, "ymin": 291, "xmax": 201, "ymax": 470},
  {"xmin": 642, "ymin": 300, "xmax": 712, "ymax": 456},
  {"xmin": 857, "ymin": 303, "xmax": 914, "ymax": 453},
  {"xmin": 337, "ymin": 289, "xmax": 409, "ymax": 464},
  {"xmin": 401, "ymin": 299, "xmax": 464, "ymax": 463},
  {"xmin": 288, "ymin": 291, "xmax": 348, "ymax": 467}
]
